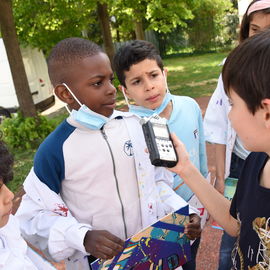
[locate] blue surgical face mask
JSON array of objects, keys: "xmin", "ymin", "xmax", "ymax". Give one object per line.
[
  {"xmin": 122, "ymin": 71, "xmax": 172, "ymax": 117},
  {"xmin": 63, "ymin": 83, "xmax": 109, "ymax": 130},
  {"xmin": 128, "ymin": 92, "xmax": 172, "ymax": 117}
]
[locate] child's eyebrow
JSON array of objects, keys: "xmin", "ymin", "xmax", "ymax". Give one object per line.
[
  {"xmin": 89, "ymin": 73, "xmax": 114, "ymax": 80},
  {"xmin": 128, "ymin": 69, "xmax": 160, "ymax": 81},
  {"xmin": 89, "ymin": 74, "xmax": 105, "ymax": 79},
  {"xmin": 250, "ymin": 23, "xmax": 260, "ymax": 28}
]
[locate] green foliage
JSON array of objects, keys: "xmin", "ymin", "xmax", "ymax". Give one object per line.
[
  {"xmin": 6, "ymin": 111, "xmax": 67, "ymax": 193},
  {"xmin": 187, "ymin": 0, "xmax": 237, "ymax": 52},
  {"xmin": 0, "ymin": 112, "xmax": 56, "ymax": 150},
  {"xmin": 156, "ymin": 27, "xmax": 188, "ymax": 57},
  {"xmin": 146, "ymin": 0, "xmax": 195, "ymax": 33},
  {"xmin": 12, "ymin": 0, "xmax": 236, "ymax": 56},
  {"xmin": 110, "ymin": 0, "xmax": 196, "ymax": 41},
  {"xmin": 13, "ymin": 0, "xmax": 97, "ymax": 53},
  {"xmin": 216, "ymin": 8, "xmax": 239, "ymax": 48}
]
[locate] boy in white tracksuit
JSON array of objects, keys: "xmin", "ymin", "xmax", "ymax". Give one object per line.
[{"xmin": 16, "ymin": 38, "xmax": 198, "ymax": 270}]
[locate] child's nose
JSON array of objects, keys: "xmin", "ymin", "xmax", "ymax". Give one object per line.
[
  {"xmin": 144, "ymin": 79, "xmax": 154, "ymax": 91},
  {"xmin": 107, "ymin": 82, "xmax": 116, "ymax": 94}
]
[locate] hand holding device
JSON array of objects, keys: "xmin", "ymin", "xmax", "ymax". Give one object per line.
[{"xmin": 141, "ymin": 115, "xmax": 178, "ymax": 168}]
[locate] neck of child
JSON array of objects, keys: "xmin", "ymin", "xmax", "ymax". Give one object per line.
[{"xmin": 159, "ymin": 101, "xmax": 173, "ymax": 120}]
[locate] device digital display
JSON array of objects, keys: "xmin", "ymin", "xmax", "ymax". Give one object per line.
[{"xmin": 153, "ymin": 124, "xmax": 169, "ymax": 138}]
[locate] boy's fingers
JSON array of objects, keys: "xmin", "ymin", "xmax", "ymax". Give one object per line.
[
  {"xmin": 189, "ymin": 214, "xmax": 201, "ymax": 224},
  {"xmin": 105, "ymin": 231, "xmax": 125, "ymax": 246},
  {"xmin": 102, "ymin": 232, "xmax": 124, "ymax": 253},
  {"xmin": 96, "ymin": 244, "xmax": 120, "ymax": 259},
  {"xmin": 84, "ymin": 230, "xmax": 124, "ymax": 258},
  {"xmin": 94, "ymin": 234, "xmax": 124, "ymax": 260}
]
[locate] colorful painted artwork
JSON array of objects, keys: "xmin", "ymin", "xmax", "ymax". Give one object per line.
[
  {"xmin": 91, "ymin": 205, "xmax": 190, "ymax": 270},
  {"xmin": 224, "ymin": 177, "xmax": 238, "ymax": 201}
]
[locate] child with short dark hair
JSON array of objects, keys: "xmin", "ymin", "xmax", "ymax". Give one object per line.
[
  {"xmin": 16, "ymin": 37, "xmax": 193, "ymax": 270},
  {"xmin": 169, "ymin": 29, "xmax": 270, "ymax": 269},
  {"xmin": 203, "ymin": 3, "xmax": 270, "ymax": 267},
  {"xmin": 113, "ymin": 40, "xmax": 208, "ymax": 270},
  {"xmin": 0, "ymin": 139, "xmax": 55, "ymax": 269}
]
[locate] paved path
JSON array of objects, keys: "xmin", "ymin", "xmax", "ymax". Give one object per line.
[
  {"xmin": 195, "ymin": 96, "xmax": 222, "ymax": 270},
  {"xmin": 13, "ymin": 96, "xmax": 222, "ymax": 270}
]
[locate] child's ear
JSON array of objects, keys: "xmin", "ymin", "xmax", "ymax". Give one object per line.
[
  {"xmin": 119, "ymin": 85, "xmax": 131, "ymax": 98},
  {"xmin": 163, "ymin": 68, "xmax": 168, "ymax": 77},
  {"xmin": 262, "ymin": 99, "xmax": 270, "ymax": 128},
  {"xmin": 54, "ymin": 84, "xmax": 74, "ymax": 105},
  {"xmin": 118, "ymin": 85, "xmax": 124, "ymax": 93}
]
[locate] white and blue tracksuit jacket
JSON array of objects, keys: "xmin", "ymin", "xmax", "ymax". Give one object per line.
[{"xmin": 16, "ymin": 111, "xmax": 189, "ymax": 270}]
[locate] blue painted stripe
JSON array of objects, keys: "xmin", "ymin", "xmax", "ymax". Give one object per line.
[{"xmin": 152, "ymin": 221, "xmax": 185, "ymax": 232}]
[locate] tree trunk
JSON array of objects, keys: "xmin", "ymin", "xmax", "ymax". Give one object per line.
[
  {"xmin": 97, "ymin": 2, "xmax": 114, "ymax": 62},
  {"xmin": 0, "ymin": 0, "xmax": 36, "ymax": 117},
  {"xmin": 134, "ymin": 9, "xmax": 145, "ymax": 40},
  {"xmin": 134, "ymin": 19, "xmax": 145, "ymax": 40}
]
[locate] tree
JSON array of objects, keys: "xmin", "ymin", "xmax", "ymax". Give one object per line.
[
  {"xmin": 111, "ymin": 0, "xmax": 196, "ymax": 41},
  {"xmin": 13, "ymin": 0, "xmax": 116, "ymax": 58},
  {"xmin": 134, "ymin": 11, "xmax": 145, "ymax": 40},
  {"xmin": 13, "ymin": 0, "xmax": 95, "ymax": 54},
  {"xmin": 187, "ymin": 0, "xmax": 236, "ymax": 51},
  {"xmin": 97, "ymin": 2, "xmax": 115, "ymax": 61},
  {"xmin": 0, "ymin": 0, "xmax": 36, "ymax": 117},
  {"xmin": 146, "ymin": 0, "xmax": 195, "ymax": 33}
]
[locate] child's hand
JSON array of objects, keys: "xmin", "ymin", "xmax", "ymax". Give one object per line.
[
  {"xmin": 83, "ymin": 230, "xmax": 125, "ymax": 260},
  {"xmin": 168, "ymin": 133, "xmax": 194, "ymax": 177},
  {"xmin": 184, "ymin": 214, "xmax": 202, "ymax": 240}
]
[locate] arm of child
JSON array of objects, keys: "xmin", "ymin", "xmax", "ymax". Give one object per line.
[
  {"xmin": 16, "ymin": 169, "xmax": 124, "ymax": 262},
  {"xmin": 15, "ymin": 169, "xmax": 91, "ymax": 261},
  {"xmin": 214, "ymin": 144, "xmax": 226, "ymax": 194},
  {"xmin": 168, "ymin": 134, "xmax": 239, "ymax": 237}
]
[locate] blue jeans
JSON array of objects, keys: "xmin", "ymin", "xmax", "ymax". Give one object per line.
[
  {"xmin": 182, "ymin": 238, "xmax": 200, "ymax": 270},
  {"xmin": 218, "ymin": 232, "xmax": 237, "ymax": 270},
  {"xmin": 217, "ymin": 153, "xmax": 245, "ymax": 270}
]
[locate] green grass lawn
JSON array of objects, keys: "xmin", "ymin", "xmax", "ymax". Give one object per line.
[
  {"xmin": 164, "ymin": 52, "xmax": 227, "ymax": 97},
  {"xmin": 9, "ymin": 51, "xmax": 227, "ymax": 194}
]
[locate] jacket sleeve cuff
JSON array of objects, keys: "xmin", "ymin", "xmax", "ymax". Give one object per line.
[{"xmin": 65, "ymin": 224, "xmax": 92, "ymax": 254}]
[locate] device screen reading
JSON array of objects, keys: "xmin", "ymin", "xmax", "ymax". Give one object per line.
[{"xmin": 153, "ymin": 124, "xmax": 169, "ymax": 139}]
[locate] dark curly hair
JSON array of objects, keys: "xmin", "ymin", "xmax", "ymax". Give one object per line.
[
  {"xmin": 0, "ymin": 139, "xmax": 14, "ymax": 184},
  {"xmin": 113, "ymin": 40, "xmax": 163, "ymax": 87}
]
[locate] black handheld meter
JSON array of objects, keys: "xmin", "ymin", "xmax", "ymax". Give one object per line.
[{"xmin": 141, "ymin": 115, "xmax": 178, "ymax": 168}]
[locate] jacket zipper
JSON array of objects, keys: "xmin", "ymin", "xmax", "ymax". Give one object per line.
[{"xmin": 101, "ymin": 127, "xmax": 128, "ymax": 239}]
